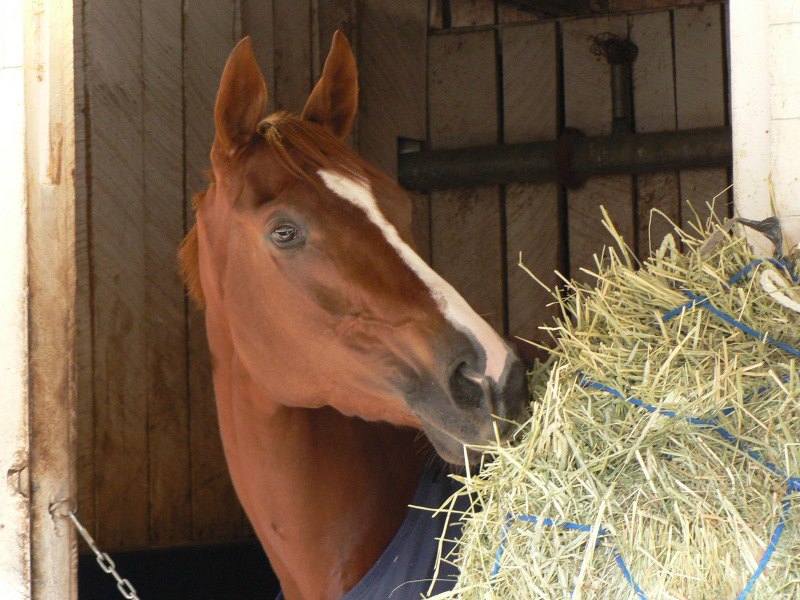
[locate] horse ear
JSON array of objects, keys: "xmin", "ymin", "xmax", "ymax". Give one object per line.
[
  {"xmin": 214, "ymin": 37, "xmax": 267, "ymax": 153},
  {"xmin": 301, "ymin": 30, "xmax": 358, "ymax": 139}
]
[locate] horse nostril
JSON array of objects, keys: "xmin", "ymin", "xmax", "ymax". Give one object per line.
[{"xmin": 448, "ymin": 361, "xmax": 488, "ymax": 410}]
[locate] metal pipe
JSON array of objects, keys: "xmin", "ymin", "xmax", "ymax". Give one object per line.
[{"xmin": 397, "ymin": 126, "xmax": 731, "ymax": 192}]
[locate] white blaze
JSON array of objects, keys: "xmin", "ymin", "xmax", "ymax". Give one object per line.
[{"xmin": 319, "ymin": 169, "xmax": 510, "ymax": 382}]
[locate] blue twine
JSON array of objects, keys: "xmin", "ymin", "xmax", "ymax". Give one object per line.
[
  {"xmin": 490, "ymin": 259, "xmax": 800, "ymax": 596},
  {"xmin": 576, "ymin": 375, "xmax": 800, "ymax": 598},
  {"xmin": 662, "ymin": 259, "xmax": 800, "ymax": 359},
  {"xmin": 491, "ymin": 513, "xmax": 645, "ymax": 599},
  {"xmin": 737, "ymin": 496, "xmax": 791, "ymax": 600},
  {"xmin": 577, "ymin": 377, "xmax": 800, "ymax": 492}
]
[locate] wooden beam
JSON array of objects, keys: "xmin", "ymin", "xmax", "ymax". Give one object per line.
[{"xmin": 25, "ymin": 0, "xmax": 78, "ymax": 595}]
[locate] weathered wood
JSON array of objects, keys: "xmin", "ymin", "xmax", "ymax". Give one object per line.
[
  {"xmin": 142, "ymin": 0, "xmax": 191, "ymax": 547},
  {"xmin": 501, "ymin": 22, "xmax": 561, "ymax": 342},
  {"xmin": 429, "ymin": 0, "xmax": 444, "ymax": 29},
  {"xmin": 449, "ymin": 0, "xmax": 497, "ymax": 26},
  {"xmin": 631, "ymin": 10, "xmax": 680, "ymax": 256},
  {"xmin": 358, "ymin": 0, "xmax": 430, "ymax": 260},
  {"xmin": 273, "ymin": 0, "xmax": 313, "ymax": 112},
  {"xmin": 241, "ymin": 0, "xmax": 276, "ymax": 114},
  {"xmin": 185, "ymin": 0, "xmax": 247, "ymax": 542},
  {"xmin": 562, "ymin": 16, "xmax": 635, "ymax": 281},
  {"xmin": 0, "ymin": 0, "xmax": 32, "ymax": 594},
  {"xmin": 26, "ymin": 0, "xmax": 78, "ymax": 594},
  {"xmin": 317, "ymin": 0, "xmax": 358, "ymax": 74},
  {"xmin": 74, "ymin": 0, "xmax": 95, "ymax": 550},
  {"xmin": 429, "ymin": 31, "xmax": 504, "ymax": 332},
  {"xmin": 498, "ymin": 3, "xmax": 539, "ymax": 23},
  {"xmin": 316, "ymin": 0, "xmax": 359, "ymax": 146},
  {"xmin": 674, "ymin": 5, "xmax": 729, "ymax": 230},
  {"xmin": 85, "ymin": 0, "xmax": 149, "ymax": 550}
]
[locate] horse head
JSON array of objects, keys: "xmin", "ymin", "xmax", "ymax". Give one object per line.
[{"xmin": 181, "ymin": 32, "xmax": 529, "ymax": 465}]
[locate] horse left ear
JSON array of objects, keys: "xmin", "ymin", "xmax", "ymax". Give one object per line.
[
  {"xmin": 214, "ymin": 37, "xmax": 267, "ymax": 153},
  {"xmin": 301, "ymin": 30, "xmax": 358, "ymax": 139}
]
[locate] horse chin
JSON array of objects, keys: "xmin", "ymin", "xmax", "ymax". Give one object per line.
[{"xmin": 419, "ymin": 421, "xmax": 488, "ymax": 467}]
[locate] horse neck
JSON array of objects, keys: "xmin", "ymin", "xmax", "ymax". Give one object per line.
[{"xmin": 207, "ymin": 312, "xmax": 427, "ymax": 599}]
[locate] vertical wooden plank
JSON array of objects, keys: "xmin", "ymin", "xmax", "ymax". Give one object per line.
[
  {"xmin": 273, "ymin": 0, "xmax": 313, "ymax": 112},
  {"xmin": 85, "ymin": 0, "xmax": 149, "ymax": 550},
  {"xmin": 501, "ymin": 22, "xmax": 561, "ymax": 342},
  {"xmin": 359, "ymin": 1, "xmax": 430, "ymax": 260},
  {"xmin": 317, "ymin": 0, "xmax": 357, "ymax": 69},
  {"xmin": 74, "ymin": 0, "xmax": 95, "ymax": 549},
  {"xmin": 0, "ymin": 0, "xmax": 32, "ymax": 593},
  {"xmin": 631, "ymin": 10, "xmax": 680, "ymax": 256},
  {"xmin": 26, "ymin": 0, "xmax": 78, "ymax": 593},
  {"xmin": 429, "ymin": 31, "xmax": 504, "ymax": 331},
  {"xmin": 142, "ymin": 0, "xmax": 191, "ymax": 547},
  {"xmin": 674, "ymin": 5, "xmax": 729, "ymax": 230},
  {"xmin": 449, "ymin": 0, "xmax": 496, "ymax": 27},
  {"xmin": 316, "ymin": 0, "xmax": 359, "ymax": 145},
  {"xmin": 562, "ymin": 16, "xmax": 634, "ymax": 280},
  {"xmin": 185, "ymin": 0, "xmax": 247, "ymax": 542},
  {"xmin": 241, "ymin": 0, "xmax": 276, "ymax": 114},
  {"xmin": 429, "ymin": 0, "xmax": 444, "ymax": 29}
]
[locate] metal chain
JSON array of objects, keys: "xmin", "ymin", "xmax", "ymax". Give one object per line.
[{"xmin": 50, "ymin": 499, "xmax": 141, "ymax": 600}]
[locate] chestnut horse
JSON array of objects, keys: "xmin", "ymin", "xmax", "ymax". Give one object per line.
[{"xmin": 179, "ymin": 32, "xmax": 528, "ymax": 599}]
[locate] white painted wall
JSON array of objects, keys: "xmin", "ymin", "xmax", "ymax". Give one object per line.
[
  {"xmin": 731, "ymin": 0, "xmax": 800, "ymax": 255},
  {"xmin": 0, "ymin": 0, "xmax": 32, "ymax": 597}
]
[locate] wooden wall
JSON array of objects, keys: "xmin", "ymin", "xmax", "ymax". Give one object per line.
[{"xmin": 75, "ymin": 0, "xmax": 729, "ymax": 552}]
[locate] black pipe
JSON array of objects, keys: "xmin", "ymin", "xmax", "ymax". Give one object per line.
[{"xmin": 397, "ymin": 126, "xmax": 731, "ymax": 192}]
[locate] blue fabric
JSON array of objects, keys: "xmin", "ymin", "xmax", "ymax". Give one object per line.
[{"xmin": 275, "ymin": 463, "xmax": 464, "ymax": 599}]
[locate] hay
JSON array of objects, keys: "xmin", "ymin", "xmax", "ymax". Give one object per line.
[{"xmin": 431, "ymin": 210, "xmax": 800, "ymax": 599}]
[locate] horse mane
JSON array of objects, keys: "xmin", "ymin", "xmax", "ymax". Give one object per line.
[{"xmin": 179, "ymin": 111, "xmax": 392, "ymax": 309}]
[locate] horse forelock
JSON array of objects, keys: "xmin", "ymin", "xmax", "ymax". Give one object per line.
[{"xmin": 179, "ymin": 112, "xmax": 389, "ymax": 310}]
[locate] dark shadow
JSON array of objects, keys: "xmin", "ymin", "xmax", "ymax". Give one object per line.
[{"xmin": 79, "ymin": 538, "xmax": 280, "ymax": 600}]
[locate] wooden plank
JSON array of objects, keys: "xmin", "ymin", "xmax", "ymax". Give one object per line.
[
  {"xmin": 429, "ymin": 31, "xmax": 504, "ymax": 331},
  {"xmin": 0, "ymin": 0, "xmax": 32, "ymax": 592},
  {"xmin": 74, "ymin": 0, "xmax": 95, "ymax": 550},
  {"xmin": 562, "ymin": 16, "xmax": 635, "ymax": 281},
  {"xmin": 429, "ymin": 0, "xmax": 444, "ymax": 29},
  {"xmin": 273, "ymin": 0, "xmax": 313, "ymax": 112},
  {"xmin": 85, "ymin": 0, "xmax": 149, "ymax": 551},
  {"xmin": 449, "ymin": 0, "xmax": 496, "ymax": 27},
  {"xmin": 184, "ymin": 0, "xmax": 248, "ymax": 542},
  {"xmin": 498, "ymin": 3, "xmax": 539, "ymax": 23},
  {"xmin": 316, "ymin": 0, "xmax": 359, "ymax": 145},
  {"xmin": 358, "ymin": 0, "xmax": 430, "ymax": 260},
  {"xmin": 501, "ymin": 22, "xmax": 561, "ymax": 342},
  {"xmin": 630, "ymin": 10, "xmax": 680, "ymax": 256},
  {"xmin": 26, "ymin": 0, "xmax": 78, "ymax": 593},
  {"xmin": 142, "ymin": 0, "xmax": 191, "ymax": 547},
  {"xmin": 317, "ymin": 0, "xmax": 357, "ymax": 73},
  {"xmin": 674, "ymin": 5, "xmax": 729, "ymax": 231},
  {"xmin": 241, "ymin": 0, "xmax": 276, "ymax": 114}
]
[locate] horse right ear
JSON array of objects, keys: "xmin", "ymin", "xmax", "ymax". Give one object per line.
[{"xmin": 214, "ymin": 37, "xmax": 267, "ymax": 154}]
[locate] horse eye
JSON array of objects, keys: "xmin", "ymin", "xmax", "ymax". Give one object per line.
[{"xmin": 270, "ymin": 224, "xmax": 302, "ymax": 246}]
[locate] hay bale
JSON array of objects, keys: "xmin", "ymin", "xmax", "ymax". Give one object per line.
[{"xmin": 431, "ymin": 212, "xmax": 800, "ymax": 599}]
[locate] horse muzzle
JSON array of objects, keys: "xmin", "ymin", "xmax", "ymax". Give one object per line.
[{"xmin": 409, "ymin": 344, "xmax": 530, "ymax": 466}]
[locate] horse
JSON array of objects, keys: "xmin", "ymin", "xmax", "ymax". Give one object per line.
[{"xmin": 178, "ymin": 31, "xmax": 529, "ymax": 600}]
